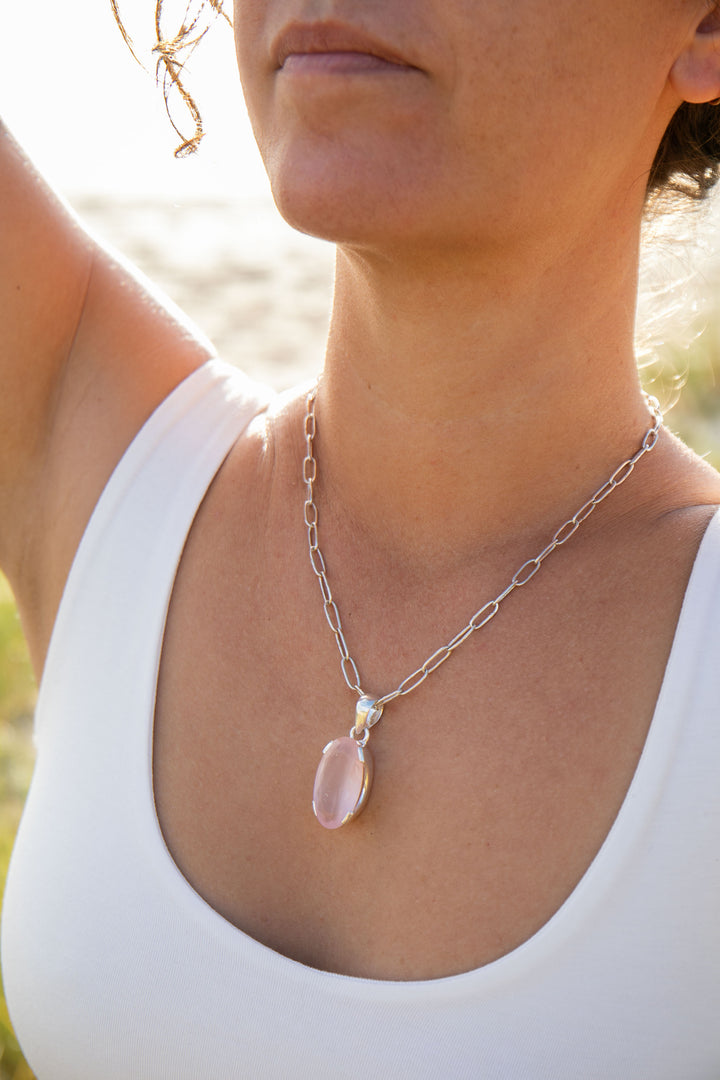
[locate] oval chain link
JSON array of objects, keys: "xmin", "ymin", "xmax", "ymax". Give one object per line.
[{"xmin": 303, "ymin": 391, "xmax": 663, "ymax": 714}]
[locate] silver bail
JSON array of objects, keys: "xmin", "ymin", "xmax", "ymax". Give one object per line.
[{"xmin": 354, "ymin": 696, "xmax": 384, "ymax": 739}]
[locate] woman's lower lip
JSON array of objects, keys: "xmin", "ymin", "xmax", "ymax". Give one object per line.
[{"xmin": 280, "ymin": 52, "xmax": 411, "ymax": 75}]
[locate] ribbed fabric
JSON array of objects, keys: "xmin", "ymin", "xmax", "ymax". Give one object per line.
[{"xmin": 2, "ymin": 360, "xmax": 719, "ymax": 1078}]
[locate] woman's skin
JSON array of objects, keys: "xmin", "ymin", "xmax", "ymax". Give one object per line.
[{"xmin": 3, "ymin": 0, "xmax": 720, "ymax": 979}]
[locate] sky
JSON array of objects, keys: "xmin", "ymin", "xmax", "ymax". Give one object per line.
[{"xmin": 0, "ymin": 0, "xmax": 270, "ymax": 198}]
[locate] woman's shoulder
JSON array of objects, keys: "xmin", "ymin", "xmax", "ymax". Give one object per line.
[{"xmin": 655, "ymin": 429, "xmax": 720, "ymax": 525}]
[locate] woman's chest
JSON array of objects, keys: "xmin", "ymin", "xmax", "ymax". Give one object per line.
[{"xmin": 151, "ymin": 502, "xmax": 700, "ymax": 980}]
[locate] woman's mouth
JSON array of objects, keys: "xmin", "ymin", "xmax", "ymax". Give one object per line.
[
  {"xmin": 280, "ymin": 51, "xmax": 409, "ymax": 75},
  {"xmin": 273, "ymin": 21, "xmax": 419, "ymax": 75}
]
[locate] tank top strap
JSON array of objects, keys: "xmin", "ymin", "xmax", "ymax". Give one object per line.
[{"xmin": 34, "ymin": 360, "xmax": 272, "ymax": 747}]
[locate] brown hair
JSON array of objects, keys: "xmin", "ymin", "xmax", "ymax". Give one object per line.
[
  {"xmin": 648, "ymin": 100, "xmax": 720, "ymax": 203},
  {"xmin": 111, "ymin": 0, "xmax": 231, "ymax": 157},
  {"xmin": 113, "ymin": 0, "xmax": 720, "ymax": 199}
]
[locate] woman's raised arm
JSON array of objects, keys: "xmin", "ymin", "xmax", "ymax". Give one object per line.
[
  {"xmin": 0, "ymin": 119, "xmax": 210, "ymax": 668},
  {"xmin": 0, "ymin": 119, "xmax": 93, "ymax": 562}
]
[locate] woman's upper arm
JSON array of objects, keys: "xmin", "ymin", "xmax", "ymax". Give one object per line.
[
  {"xmin": 0, "ymin": 119, "xmax": 95, "ymax": 560},
  {"xmin": 0, "ymin": 120, "xmax": 211, "ymax": 660}
]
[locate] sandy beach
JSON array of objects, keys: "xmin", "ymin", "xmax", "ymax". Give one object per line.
[{"xmin": 73, "ymin": 193, "xmax": 336, "ymax": 393}]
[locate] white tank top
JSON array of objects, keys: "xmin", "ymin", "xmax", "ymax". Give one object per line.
[{"xmin": 2, "ymin": 360, "xmax": 720, "ymax": 1079}]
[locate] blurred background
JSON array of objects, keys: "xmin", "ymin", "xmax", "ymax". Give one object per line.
[{"xmin": 0, "ymin": 1, "xmax": 719, "ymax": 1075}]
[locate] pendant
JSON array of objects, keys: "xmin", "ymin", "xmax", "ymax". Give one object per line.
[{"xmin": 312, "ymin": 697, "xmax": 383, "ymax": 829}]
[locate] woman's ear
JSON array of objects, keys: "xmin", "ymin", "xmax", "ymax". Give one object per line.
[{"xmin": 670, "ymin": 4, "xmax": 720, "ymax": 103}]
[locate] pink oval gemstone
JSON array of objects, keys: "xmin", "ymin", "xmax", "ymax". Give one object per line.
[{"xmin": 312, "ymin": 736, "xmax": 372, "ymax": 829}]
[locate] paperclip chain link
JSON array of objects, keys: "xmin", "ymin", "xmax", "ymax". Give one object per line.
[{"xmin": 303, "ymin": 390, "xmax": 663, "ymax": 718}]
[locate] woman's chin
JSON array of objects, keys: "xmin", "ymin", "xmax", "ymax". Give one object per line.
[
  {"xmin": 264, "ymin": 149, "xmax": 443, "ymax": 250},
  {"xmin": 269, "ymin": 184, "xmax": 379, "ymax": 246}
]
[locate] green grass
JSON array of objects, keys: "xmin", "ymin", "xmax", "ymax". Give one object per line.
[
  {"xmin": 0, "ymin": 575, "xmax": 36, "ymax": 1079},
  {"xmin": 644, "ymin": 329, "xmax": 720, "ymax": 469}
]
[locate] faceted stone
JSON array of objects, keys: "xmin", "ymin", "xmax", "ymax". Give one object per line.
[{"xmin": 312, "ymin": 736, "xmax": 372, "ymax": 829}]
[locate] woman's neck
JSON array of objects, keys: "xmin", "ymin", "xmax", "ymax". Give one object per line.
[{"xmin": 314, "ymin": 232, "xmax": 654, "ymax": 569}]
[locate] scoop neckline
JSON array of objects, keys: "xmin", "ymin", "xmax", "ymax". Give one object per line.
[{"xmin": 138, "ymin": 376, "xmax": 720, "ymax": 992}]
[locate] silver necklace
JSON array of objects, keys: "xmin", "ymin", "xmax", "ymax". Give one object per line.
[{"xmin": 304, "ymin": 390, "xmax": 663, "ymax": 829}]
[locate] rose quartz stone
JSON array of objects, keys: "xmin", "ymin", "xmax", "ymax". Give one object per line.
[{"xmin": 312, "ymin": 736, "xmax": 371, "ymax": 829}]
